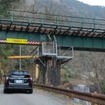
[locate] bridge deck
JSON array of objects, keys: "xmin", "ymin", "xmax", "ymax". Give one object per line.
[
  {"xmin": 0, "ymin": 12, "xmax": 105, "ymax": 38},
  {"xmin": 0, "ymin": 12, "xmax": 105, "ymax": 51}
]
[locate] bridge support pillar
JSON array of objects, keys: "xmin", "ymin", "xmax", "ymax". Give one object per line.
[
  {"xmin": 34, "ymin": 58, "xmax": 61, "ymax": 86},
  {"xmin": 45, "ymin": 58, "xmax": 61, "ymax": 86}
]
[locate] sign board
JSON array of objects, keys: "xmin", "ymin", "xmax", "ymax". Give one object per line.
[{"xmin": 6, "ymin": 38, "xmax": 28, "ymax": 44}]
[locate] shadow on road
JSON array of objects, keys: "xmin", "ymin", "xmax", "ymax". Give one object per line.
[{"xmin": 3, "ymin": 90, "xmax": 31, "ymax": 94}]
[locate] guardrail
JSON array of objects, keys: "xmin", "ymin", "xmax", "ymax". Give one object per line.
[
  {"xmin": 34, "ymin": 84, "xmax": 105, "ymax": 105},
  {"xmin": 0, "ymin": 11, "xmax": 105, "ymax": 30}
]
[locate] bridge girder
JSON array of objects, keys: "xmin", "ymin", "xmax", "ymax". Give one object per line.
[
  {"xmin": 0, "ymin": 30, "xmax": 105, "ymax": 51},
  {"xmin": 0, "ymin": 19, "xmax": 105, "ymax": 51}
]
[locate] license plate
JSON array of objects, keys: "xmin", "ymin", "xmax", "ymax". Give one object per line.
[{"xmin": 15, "ymin": 80, "xmax": 23, "ymax": 83}]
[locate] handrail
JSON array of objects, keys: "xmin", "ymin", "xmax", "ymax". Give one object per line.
[{"xmin": 0, "ymin": 12, "xmax": 105, "ymax": 30}]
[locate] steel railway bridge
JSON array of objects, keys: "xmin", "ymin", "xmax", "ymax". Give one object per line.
[{"xmin": 1, "ymin": 11, "xmax": 105, "ymax": 86}]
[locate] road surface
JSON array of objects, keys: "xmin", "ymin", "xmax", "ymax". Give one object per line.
[{"xmin": 0, "ymin": 84, "xmax": 82, "ymax": 105}]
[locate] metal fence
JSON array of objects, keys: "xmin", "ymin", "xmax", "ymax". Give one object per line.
[{"xmin": 0, "ymin": 11, "xmax": 105, "ymax": 29}]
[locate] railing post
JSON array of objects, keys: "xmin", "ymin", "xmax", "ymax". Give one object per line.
[
  {"xmin": 94, "ymin": 18, "xmax": 96, "ymax": 29},
  {"xmin": 56, "ymin": 16, "xmax": 60, "ymax": 25},
  {"xmin": 11, "ymin": 12, "xmax": 14, "ymax": 21},
  {"xmin": 28, "ymin": 15, "xmax": 31, "ymax": 23},
  {"xmin": 81, "ymin": 18, "xmax": 84, "ymax": 27},
  {"xmin": 56, "ymin": 16, "xmax": 58, "ymax": 24},
  {"xmin": 41, "ymin": 14, "xmax": 44, "ymax": 23}
]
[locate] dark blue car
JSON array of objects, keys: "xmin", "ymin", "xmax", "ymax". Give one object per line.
[{"xmin": 3, "ymin": 70, "xmax": 33, "ymax": 93}]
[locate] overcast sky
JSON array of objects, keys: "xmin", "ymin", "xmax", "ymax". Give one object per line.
[{"xmin": 78, "ymin": 0, "xmax": 105, "ymax": 6}]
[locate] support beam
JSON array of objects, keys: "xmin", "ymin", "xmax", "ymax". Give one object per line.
[{"xmin": 8, "ymin": 56, "xmax": 38, "ymax": 59}]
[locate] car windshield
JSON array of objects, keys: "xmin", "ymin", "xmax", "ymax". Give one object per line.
[{"xmin": 9, "ymin": 70, "xmax": 29, "ymax": 75}]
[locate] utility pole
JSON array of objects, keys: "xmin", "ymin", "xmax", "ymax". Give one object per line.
[{"xmin": 19, "ymin": 45, "xmax": 22, "ymax": 70}]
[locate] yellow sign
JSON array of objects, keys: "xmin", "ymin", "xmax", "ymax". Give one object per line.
[{"xmin": 6, "ymin": 38, "xmax": 28, "ymax": 44}]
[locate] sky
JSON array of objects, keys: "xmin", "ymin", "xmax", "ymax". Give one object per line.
[{"xmin": 78, "ymin": 0, "xmax": 105, "ymax": 6}]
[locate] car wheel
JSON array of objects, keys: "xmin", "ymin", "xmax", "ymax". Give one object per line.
[
  {"xmin": 3, "ymin": 89, "xmax": 7, "ymax": 93},
  {"xmin": 28, "ymin": 89, "xmax": 33, "ymax": 94}
]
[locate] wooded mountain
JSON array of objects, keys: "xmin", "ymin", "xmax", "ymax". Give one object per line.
[
  {"xmin": 60, "ymin": 0, "xmax": 105, "ymax": 18},
  {"xmin": 25, "ymin": 0, "xmax": 105, "ymax": 19}
]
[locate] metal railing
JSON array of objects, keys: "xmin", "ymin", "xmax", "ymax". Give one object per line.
[{"xmin": 0, "ymin": 11, "xmax": 105, "ymax": 30}]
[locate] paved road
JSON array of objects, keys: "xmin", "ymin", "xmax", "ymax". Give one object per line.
[{"xmin": 0, "ymin": 84, "xmax": 82, "ymax": 105}]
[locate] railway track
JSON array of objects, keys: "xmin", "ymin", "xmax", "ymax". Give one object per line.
[{"xmin": 34, "ymin": 84, "xmax": 105, "ymax": 105}]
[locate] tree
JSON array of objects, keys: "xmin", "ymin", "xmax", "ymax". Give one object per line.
[
  {"xmin": 0, "ymin": 0, "xmax": 20, "ymax": 15},
  {"xmin": 0, "ymin": 44, "xmax": 14, "ymax": 79},
  {"xmin": 70, "ymin": 51, "xmax": 105, "ymax": 94},
  {"xmin": 61, "ymin": 65, "xmax": 72, "ymax": 83}
]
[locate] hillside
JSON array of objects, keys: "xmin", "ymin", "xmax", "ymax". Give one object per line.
[{"xmin": 23, "ymin": 0, "xmax": 105, "ymax": 19}]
